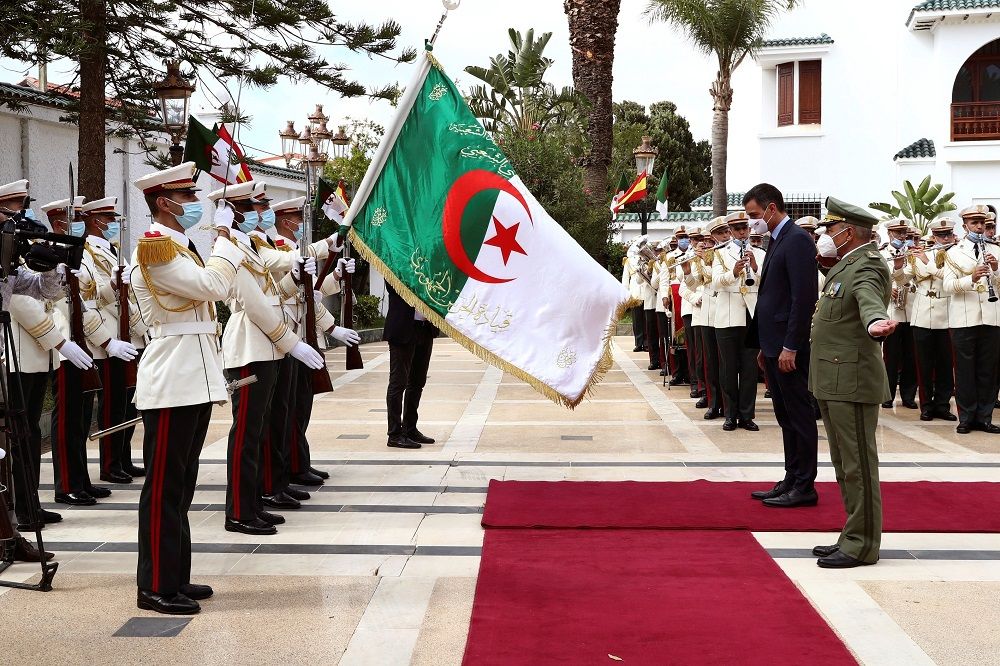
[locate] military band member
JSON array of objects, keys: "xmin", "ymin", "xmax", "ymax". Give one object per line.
[
  {"xmin": 907, "ymin": 219, "xmax": 956, "ymax": 421},
  {"xmin": 621, "ymin": 241, "xmax": 645, "ymax": 351},
  {"xmin": 130, "ymin": 162, "xmax": 247, "ymax": 614},
  {"xmin": 638, "ymin": 238, "xmax": 660, "ymax": 371},
  {"xmin": 810, "ymin": 197, "xmax": 895, "ymax": 568},
  {"xmin": 683, "ymin": 219, "xmax": 726, "ymax": 419},
  {"xmin": 749, "ymin": 230, "xmax": 764, "ymax": 250},
  {"xmin": 880, "ymin": 220, "xmax": 918, "ymax": 409},
  {"xmin": 942, "ymin": 205, "xmax": 1000, "ymax": 434},
  {"xmin": 652, "ymin": 239, "xmax": 674, "ymax": 378},
  {"xmin": 210, "ymin": 182, "xmax": 326, "ymax": 536},
  {"xmin": 82, "ymin": 197, "xmax": 142, "ymax": 484},
  {"xmin": 678, "ymin": 228, "xmax": 703, "ymax": 398},
  {"xmin": 711, "ymin": 212, "xmax": 763, "ymax": 431}
]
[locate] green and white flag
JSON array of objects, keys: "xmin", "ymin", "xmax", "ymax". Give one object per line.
[
  {"xmin": 655, "ymin": 168, "xmax": 669, "ymax": 219},
  {"xmin": 345, "ymin": 51, "xmax": 632, "ymax": 407}
]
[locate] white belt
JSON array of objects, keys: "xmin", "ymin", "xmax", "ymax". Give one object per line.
[
  {"xmin": 83, "ymin": 300, "xmax": 98, "ymax": 309},
  {"xmin": 265, "ymin": 295, "xmax": 281, "ymax": 306},
  {"xmin": 148, "ymin": 321, "xmax": 218, "ymax": 338}
]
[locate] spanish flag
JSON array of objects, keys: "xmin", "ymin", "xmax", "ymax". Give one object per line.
[{"xmin": 610, "ymin": 171, "xmax": 647, "ymax": 213}]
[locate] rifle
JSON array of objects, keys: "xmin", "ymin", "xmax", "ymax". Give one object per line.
[
  {"xmin": 116, "ymin": 208, "xmax": 137, "ymax": 388},
  {"xmin": 302, "ymin": 166, "xmax": 334, "ymax": 393},
  {"xmin": 66, "ymin": 165, "xmax": 102, "ymax": 393},
  {"xmin": 337, "ymin": 183, "xmax": 363, "ymax": 371}
]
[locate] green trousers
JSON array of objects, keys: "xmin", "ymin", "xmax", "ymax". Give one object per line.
[{"xmin": 818, "ymin": 400, "xmax": 882, "ymax": 564}]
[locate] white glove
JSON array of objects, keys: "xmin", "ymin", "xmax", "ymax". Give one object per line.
[
  {"xmin": 290, "ymin": 341, "xmax": 325, "ymax": 369},
  {"xmin": 213, "ymin": 201, "xmax": 234, "ymax": 230},
  {"xmin": 313, "ymin": 290, "xmax": 323, "ymax": 305},
  {"xmin": 335, "ymin": 257, "xmax": 356, "ymax": 277},
  {"xmin": 58, "ymin": 340, "xmax": 94, "ymax": 369},
  {"xmin": 106, "ymin": 338, "xmax": 139, "ymax": 361},
  {"xmin": 327, "ymin": 232, "xmax": 344, "ymax": 254},
  {"xmin": 292, "ymin": 256, "xmax": 317, "ymax": 280},
  {"xmin": 120, "ymin": 268, "xmax": 131, "ymax": 285},
  {"xmin": 331, "ymin": 326, "xmax": 361, "ymax": 347},
  {"xmin": 0, "ymin": 447, "xmax": 5, "ymax": 460}
]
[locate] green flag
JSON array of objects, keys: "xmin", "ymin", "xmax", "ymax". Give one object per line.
[
  {"xmin": 344, "ymin": 51, "xmax": 633, "ymax": 407},
  {"xmin": 655, "ymin": 167, "xmax": 669, "ymax": 218},
  {"xmin": 610, "ymin": 171, "xmax": 629, "ymax": 211}
]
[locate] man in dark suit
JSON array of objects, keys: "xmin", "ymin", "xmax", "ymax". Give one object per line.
[
  {"xmin": 743, "ymin": 184, "xmax": 820, "ymax": 507},
  {"xmin": 384, "ymin": 284, "xmax": 439, "ymax": 449}
]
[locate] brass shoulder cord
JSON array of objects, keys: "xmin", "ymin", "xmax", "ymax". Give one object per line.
[{"xmin": 139, "ymin": 242, "xmax": 216, "ymax": 319}]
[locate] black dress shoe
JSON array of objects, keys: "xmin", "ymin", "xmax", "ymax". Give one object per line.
[
  {"xmin": 180, "ymin": 583, "xmax": 213, "ymax": 600},
  {"xmin": 309, "ymin": 467, "xmax": 330, "ymax": 480},
  {"xmin": 225, "ymin": 517, "xmax": 277, "ymax": 535},
  {"xmin": 16, "ymin": 520, "xmax": 43, "ymax": 531},
  {"xmin": 689, "ymin": 389, "xmax": 699, "ymax": 398},
  {"xmin": 812, "ymin": 544, "xmax": 840, "ymax": 557},
  {"xmin": 919, "ymin": 412, "xmax": 933, "ymax": 421},
  {"xmin": 257, "ymin": 510, "xmax": 285, "ymax": 525},
  {"xmin": 957, "ymin": 423, "xmax": 972, "ymax": 434},
  {"xmin": 751, "ymin": 481, "xmax": 790, "ymax": 500},
  {"xmin": 100, "ymin": 471, "xmax": 133, "ymax": 484},
  {"xmin": 901, "ymin": 400, "xmax": 919, "ymax": 409},
  {"xmin": 668, "ymin": 377, "xmax": 685, "ymax": 385},
  {"xmin": 933, "ymin": 410, "xmax": 957, "ymax": 422},
  {"xmin": 739, "ymin": 420, "xmax": 760, "ymax": 432},
  {"xmin": 881, "ymin": 400, "xmax": 894, "ymax": 408},
  {"xmin": 55, "ymin": 491, "xmax": 96, "ymax": 506},
  {"xmin": 125, "ymin": 464, "xmax": 146, "ymax": 477},
  {"xmin": 763, "ymin": 389, "xmax": 772, "ymax": 398},
  {"xmin": 406, "ymin": 430, "xmax": 436, "ymax": 444},
  {"xmin": 12, "ymin": 536, "xmax": 53, "ymax": 562},
  {"xmin": 694, "ymin": 397, "xmax": 708, "ymax": 409},
  {"xmin": 290, "ymin": 472, "xmax": 324, "ymax": 486},
  {"xmin": 387, "ymin": 436, "xmax": 421, "ymax": 449},
  {"xmin": 722, "ymin": 418, "xmax": 737, "ymax": 431},
  {"xmin": 137, "ymin": 589, "xmax": 200, "ymax": 615},
  {"xmin": 647, "ymin": 363, "xmax": 661, "ymax": 371},
  {"xmin": 817, "ymin": 550, "xmax": 875, "ymax": 569},
  {"xmin": 285, "ymin": 487, "xmax": 311, "ymax": 501},
  {"xmin": 633, "ymin": 346, "xmax": 642, "ymax": 352},
  {"xmin": 762, "ymin": 488, "xmax": 819, "ymax": 508},
  {"xmin": 659, "ymin": 368, "xmax": 668, "ymax": 376},
  {"xmin": 84, "ymin": 485, "xmax": 112, "ymax": 499},
  {"xmin": 703, "ymin": 408, "xmax": 723, "ymax": 420},
  {"xmin": 979, "ymin": 423, "xmax": 1000, "ymax": 434},
  {"xmin": 262, "ymin": 492, "xmax": 300, "ymax": 510},
  {"xmin": 41, "ymin": 509, "xmax": 62, "ymax": 524}
]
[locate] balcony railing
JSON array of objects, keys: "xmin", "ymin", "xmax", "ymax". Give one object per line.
[{"xmin": 952, "ymin": 101, "xmax": 1000, "ymax": 141}]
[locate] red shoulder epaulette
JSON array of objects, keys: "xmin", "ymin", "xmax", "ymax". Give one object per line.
[
  {"xmin": 275, "ymin": 238, "xmax": 286, "ymax": 246},
  {"xmin": 144, "ymin": 231, "xmax": 163, "ymax": 238}
]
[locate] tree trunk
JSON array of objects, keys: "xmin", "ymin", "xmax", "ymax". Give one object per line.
[
  {"xmin": 564, "ymin": 0, "xmax": 621, "ymax": 202},
  {"xmin": 78, "ymin": 0, "xmax": 107, "ymax": 200},
  {"xmin": 709, "ymin": 71, "xmax": 733, "ymax": 218}
]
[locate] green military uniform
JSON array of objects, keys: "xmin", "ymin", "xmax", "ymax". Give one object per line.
[{"xmin": 808, "ymin": 197, "xmax": 891, "ymax": 565}]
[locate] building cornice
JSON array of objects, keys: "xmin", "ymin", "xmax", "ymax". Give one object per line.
[{"xmin": 906, "ymin": 1, "xmax": 1000, "ymax": 31}]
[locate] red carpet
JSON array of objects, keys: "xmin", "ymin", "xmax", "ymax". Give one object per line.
[
  {"xmin": 481, "ymin": 480, "xmax": 1000, "ymax": 532},
  {"xmin": 462, "ymin": 529, "xmax": 857, "ymax": 665}
]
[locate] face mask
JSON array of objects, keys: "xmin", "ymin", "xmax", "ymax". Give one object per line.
[
  {"xmin": 167, "ymin": 200, "xmax": 203, "ymax": 230},
  {"xmin": 967, "ymin": 231, "xmax": 983, "ymax": 243},
  {"xmin": 259, "ymin": 209, "xmax": 276, "ymax": 230},
  {"xmin": 890, "ymin": 238, "xmax": 905, "ymax": 249},
  {"xmin": 905, "ymin": 239, "xmax": 915, "ymax": 248},
  {"xmin": 749, "ymin": 218, "xmax": 768, "ymax": 235},
  {"xmin": 677, "ymin": 238, "xmax": 690, "ymax": 251},
  {"xmin": 69, "ymin": 221, "xmax": 86, "ymax": 237},
  {"xmin": 23, "ymin": 208, "xmax": 36, "ymax": 221},
  {"xmin": 237, "ymin": 210, "xmax": 259, "ymax": 234},
  {"xmin": 293, "ymin": 225, "xmax": 303, "ymax": 242},
  {"xmin": 102, "ymin": 221, "xmax": 121, "ymax": 240}
]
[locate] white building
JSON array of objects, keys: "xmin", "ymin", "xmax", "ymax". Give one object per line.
[{"xmin": 723, "ymin": 0, "xmax": 1000, "ymax": 215}]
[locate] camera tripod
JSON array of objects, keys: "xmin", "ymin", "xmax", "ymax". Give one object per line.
[{"xmin": 0, "ymin": 306, "xmax": 58, "ymax": 592}]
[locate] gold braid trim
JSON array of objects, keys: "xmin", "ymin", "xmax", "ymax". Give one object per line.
[
  {"xmin": 250, "ymin": 236, "xmax": 271, "ymax": 252},
  {"xmin": 265, "ymin": 321, "xmax": 288, "ymax": 344},
  {"xmin": 85, "ymin": 245, "xmax": 114, "ymax": 277},
  {"xmin": 241, "ymin": 259, "xmax": 278, "ymax": 295},
  {"xmin": 26, "ymin": 320, "xmax": 55, "ymax": 339}
]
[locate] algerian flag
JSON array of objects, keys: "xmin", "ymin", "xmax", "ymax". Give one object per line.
[
  {"xmin": 184, "ymin": 116, "xmax": 252, "ymax": 185},
  {"xmin": 345, "ymin": 51, "xmax": 633, "ymax": 407},
  {"xmin": 655, "ymin": 168, "xmax": 669, "ymax": 219},
  {"xmin": 315, "ymin": 176, "xmax": 348, "ymax": 222},
  {"xmin": 610, "ymin": 171, "xmax": 629, "ymax": 212}
]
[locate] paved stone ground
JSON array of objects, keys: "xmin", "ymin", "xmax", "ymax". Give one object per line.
[{"xmin": 1, "ymin": 336, "xmax": 998, "ymax": 665}]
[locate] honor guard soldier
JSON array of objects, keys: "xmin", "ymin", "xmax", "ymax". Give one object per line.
[
  {"xmin": 82, "ymin": 197, "xmax": 142, "ymax": 483},
  {"xmin": 710, "ymin": 211, "xmax": 764, "ymax": 431},
  {"xmin": 880, "ymin": 220, "xmax": 918, "ymax": 409},
  {"xmin": 131, "ymin": 162, "xmax": 247, "ymax": 615},
  {"xmin": 942, "ymin": 205, "xmax": 1000, "ymax": 434},
  {"xmin": 636, "ymin": 237, "xmax": 660, "ymax": 371},
  {"xmin": 907, "ymin": 220, "xmax": 956, "ymax": 421},
  {"xmin": 209, "ymin": 182, "xmax": 326, "ymax": 536},
  {"xmin": 651, "ymin": 239, "xmax": 673, "ymax": 377},
  {"xmin": 679, "ymin": 228, "xmax": 705, "ymax": 398},
  {"xmin": 683, "ymin": 219, "xmax": 726, "ymax": 419},
  {"xmin": 661, "ymin": 230, "xmax": 690, "ymax": 384},
  {"xmin": 809, "ymin": 197, "xmax": 895, "ymax": 568},
  {"xmin": 621, "ymin": 241, "xmax": 646, "ymax": 351}
]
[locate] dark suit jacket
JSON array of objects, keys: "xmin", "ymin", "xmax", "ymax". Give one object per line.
[
  {"xmin": 748, "ymin": 220, "xmax": 820, "ymax": 357},
  {"xmin": 382, "ymin": 285, "xmax": 439, "ymax": 346}
]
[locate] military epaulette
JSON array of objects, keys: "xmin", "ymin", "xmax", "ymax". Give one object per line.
[
  {"xmin": 136, "ymin": 232, "xmax": 178, "ymax": 266},
  {"xmin": 866, "ymin": 251, "xmax": 880, "ymax": 259},
  {"xmin": 274, "ymin": 239, "xmax": 293, "ymax": 252},
  {"xmin": 622, "ymin": 257, "xmax": 629, "ymax": 266}
]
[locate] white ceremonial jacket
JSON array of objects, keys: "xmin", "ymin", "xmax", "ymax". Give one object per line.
[
  {"xmin": 269, "ymin": 235, "xmax": 342, "ymax": 340},
  {"xmin": 906, "ymin": 251, "xmax": 950, "ymax": 330},
  {"xmin": 8, "ymin": 293, "xmax": 62, "ymax": 373},
  {"xmin": 679, "ymin": 264, "xmax": 705, "ymax": 327},
  {"xmin": 710, "ymin": 242, "xmax": 764, "ymax": 329},
  {"xmin": 684, "ymin": 257, "xmax": 716, "ymax": 327},
  {"xmin": 881, "ymin": 248, "xmax": 914, "ymax": 323},
  {"xmin": 621, "ymin": 257, "xmax": 643, "ymax": 301},
  {"xmin": 221, "ymin": 230, "xmax": 302, "ymax": 369},
  {"xmin": 52, "ymin": 250, "xmax": 114, "ymax": 361},
  {"xmin": 651, "ymin": 256, "xmax": 672, "ymax": 315},
  {"xmin": 941, "ymin": 238, "xmax": 1000, "ymax": 328}
]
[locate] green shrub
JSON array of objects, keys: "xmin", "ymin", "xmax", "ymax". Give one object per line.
[{"xmin": 355, "ymin": 294, "xmax": 382, "ymax": 328}]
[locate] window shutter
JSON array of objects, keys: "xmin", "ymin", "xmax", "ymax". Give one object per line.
[
  {"xmin": 798, "ymin": 60, "xmax": 822, "ymax": 125},
  {"xmin": 777, "ymin": 63, "xmax": 794, "ymax": 127}
]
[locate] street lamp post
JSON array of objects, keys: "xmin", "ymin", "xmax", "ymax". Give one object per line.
[
  {"xmin": 632, "ymin": 136, "xmax": 658, "ymax": 236},
  {"xmin": 277, "ymin": 106, "xmax": 350, "ymax": 180},
  {"xmin": 152, "ymin": 60, "xmax": 196, "ymax": 167}
]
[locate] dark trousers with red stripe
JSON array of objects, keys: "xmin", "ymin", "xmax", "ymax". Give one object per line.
[
  {"xmin": 9, "ymin": 371, "xmax": 48, "ymax": 523},
  {"xmin": 225, "ymin": 360, "xmax": 280, "ymax": 521},
  {"xmin": 288, "ymin": 360, "xmax": 315, "ymax": 475},
  {"xmin": 50, "ymin": 361, "xmax": 96, "ymax": 494},
  {"xmin": 96, "ymin": 358, "xmax": 129, "ymax": 477},
  {"xmin": 644, "ymin": 309, "xmax": 659, "ymax": 367},
  {"xmin": 631, "ymin": 305, "xmax": 645, "ymax": 349},
  {"xmin": 685, "ymin": 315, "xmax": 703, "ymax": 393},
  {"xmin": 698, "ymin": 326, "xmax": 722, "ymax": 412},
  {"xmin": 261, "ymin": 356, "xmax": 295, "ymax": 496},
  {"xmin": 137, "ymin": 403, "xmax": 211, "ymax": 594},
  {"xmin": 912, "ymin": 326, "xmax": 954, "ymax": 416},
  {"xmin": 882, "ymin": 322, "xmax": 917, "ymax": 404}
]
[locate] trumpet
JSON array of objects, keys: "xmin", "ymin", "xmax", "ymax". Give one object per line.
[{"xmin": 665, "ymin": 250, "xmax": 698, "ymax": 269}]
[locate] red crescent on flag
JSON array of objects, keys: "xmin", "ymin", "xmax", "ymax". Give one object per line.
[{"xmin": 442, "ymin": 170, "xmax": 533, "ymax": 284}]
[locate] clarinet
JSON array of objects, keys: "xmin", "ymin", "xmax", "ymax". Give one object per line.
[
  {"xmin": 978, "ymin": 240, "xmax": 999, "ymax": 303},
  {"xmin": 742, "ymin": 240, "xmax": 755, "ymax": 286}
]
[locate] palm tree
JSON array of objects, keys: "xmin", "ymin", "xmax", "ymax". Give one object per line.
[
  {"xmin": 645, "ymin": 0, "xmax": 799, "ymax": 216},
  {"xmin": 465, "ymin": 29, "xmax": 582, "ymax": 135},
  {"xmin": 564, "ymin": 0, "xmax": 622, "ymax": 201}
]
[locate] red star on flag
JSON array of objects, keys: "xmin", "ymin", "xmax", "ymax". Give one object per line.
[{"xmin": 483, "ymin": 217, "xmax": 528, "ymax": 265}]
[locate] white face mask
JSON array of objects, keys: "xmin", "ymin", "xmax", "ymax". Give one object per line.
[
  {"xmin": 817, "ymin": 227, "xmax": 849, "ymax": 258},
  {"xmin": 749, "ymin": 218, "xmax": 769, "ymax": 235}
]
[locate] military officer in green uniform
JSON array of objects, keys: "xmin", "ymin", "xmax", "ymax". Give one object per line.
[{"xmin": 809, "ymin": 197, "xmax": 897, "ymax": 569}]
